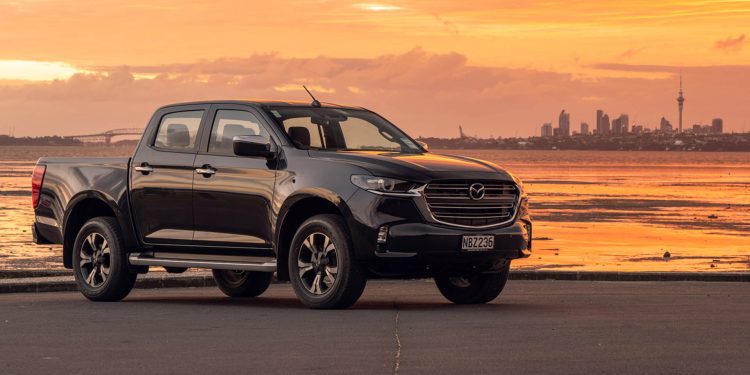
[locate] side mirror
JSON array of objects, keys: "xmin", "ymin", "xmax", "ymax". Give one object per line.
[
  {"xmin": 416, "ymin": 140, "xmax": 429, "ymax": 151},
  {"xmin": 233, "ymin": 135, "xmax": 275, "ymax": 158}
]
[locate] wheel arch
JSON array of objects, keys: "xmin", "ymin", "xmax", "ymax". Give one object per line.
[
  {"xmin": 275, "ymin": 192, "xmax": 352, "ymax": 281},
  {"xmin": 62, "ymin": 191, "xmax": 134, "ymax": 269}
]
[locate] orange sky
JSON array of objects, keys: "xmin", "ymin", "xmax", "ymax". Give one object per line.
[{"xmin": 1, "ymin": 0, "xmax": 749, "ymax": 137}]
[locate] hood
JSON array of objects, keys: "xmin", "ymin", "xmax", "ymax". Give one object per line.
[{"xmin": 308, "ymin": 150, "xmax": 514, "ymax": 182}]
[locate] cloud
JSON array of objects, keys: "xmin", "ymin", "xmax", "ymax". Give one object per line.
[
  {"xmin": 1, "ymin": 49, "xmax": 748, "ymax": 137},
  {"xmin": 713, "ymin": 34, "xmax": 746, "ymax": 52}
]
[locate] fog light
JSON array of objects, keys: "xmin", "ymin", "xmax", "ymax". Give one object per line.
[{"xmin": 377, "ymin": 225, "xmax": 389, "ymax": 244}]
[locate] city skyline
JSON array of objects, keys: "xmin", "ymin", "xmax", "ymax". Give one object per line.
[{"xmin": 540, "ymin": 75, "xmax": 729, "ymax": 137}]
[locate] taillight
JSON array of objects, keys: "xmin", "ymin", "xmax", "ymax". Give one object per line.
[{"xmin": 31, "ymin": 165, "xmax": 46, "ymax": 208}]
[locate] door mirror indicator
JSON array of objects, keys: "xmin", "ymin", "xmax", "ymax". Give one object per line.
[{"xmin": 233, "ymin": 135, "xmax": 275, "ymax": 158}]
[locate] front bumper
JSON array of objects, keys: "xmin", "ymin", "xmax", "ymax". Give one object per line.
[
  {"xmin": 345, "ymin": 189, "xmax": 532, "ymax": 263},
  {"xmin": 376, "ymin": 220, "xmax": 531, "ymax": 260}
]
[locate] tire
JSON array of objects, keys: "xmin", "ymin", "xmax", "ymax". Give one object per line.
[
  {"xmin": 288, "ymin": 214, "xmax": 367, "ymax": 309},
  {"xmin": 434, "ymin": 263, "xmax": 510, "ymax": 304},
  {"xmin": 72, "ymin": 217, "xmax": 137, "ymax": 301},
  {"xmin": 212, "ymin": 270, "xmax": 273, "ymax": 298}
]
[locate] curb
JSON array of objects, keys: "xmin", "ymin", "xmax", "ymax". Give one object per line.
[
  {"xmin": 1, "ymin": 270, "xmax": 748, "ymax": 294},
  {"xmin": 509, "ymin": 270, "xmax": 750, "ymax": 282},
  {"xmin": 0, "ymin": 275, "xmax": 216, "ymax": 294},
  {"xmin": 0, "ymin": 270, "xmax": 71, "ymax": 279}
]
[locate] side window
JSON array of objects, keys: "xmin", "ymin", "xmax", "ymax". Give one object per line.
[
  {"xmin": 281, "ymin": 118, "xmax": 323, "ymax": 148},
  {"xmin": 153, "ymin": 111, "xmax": 203, "ymax": 152},
  {"xmin": 208, "ymin": 110, "xmax": 270, "ymax": 155}
]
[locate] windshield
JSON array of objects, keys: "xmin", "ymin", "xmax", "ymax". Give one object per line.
[{"xmin": 266, "ymin": 107, "xmax": 423, "ymax": 153}]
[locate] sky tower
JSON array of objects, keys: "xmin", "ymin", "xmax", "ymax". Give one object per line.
[{"xmin": 677, "ymin": 73, "xmax": 685, "ymax": 133}]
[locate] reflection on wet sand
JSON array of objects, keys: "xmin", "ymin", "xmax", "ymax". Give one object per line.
[
  {"xmin": 450, "ymin": 149, "xmax": 750, "ymax": 272},
  {"xmin": 0, "ymin": 146, "xmax": 747, "ymax": 272}
]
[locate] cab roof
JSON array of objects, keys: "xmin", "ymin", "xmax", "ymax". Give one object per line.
[{"xmin": 160, "ymin": 99, "xmax": 366, "ymax": 111}]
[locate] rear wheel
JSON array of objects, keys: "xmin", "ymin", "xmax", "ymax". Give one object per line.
[
  {"xmin": 288, "ymin": 214, "xmax": 367, "ymax": 309},
  {"xmin": 434, "ymin": 263, "xmax": 510, "ymax": 304},
  {"xmin": 212, "ymin": 270, "xmax": 273, "ymax": 298},
  {"xmin": 72, "ymin": 217, "xmax": 137, "ymax": 301}
]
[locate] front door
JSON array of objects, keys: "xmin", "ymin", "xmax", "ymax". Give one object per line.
[
  {"xmin": 130, "ymin": 106, "xmax": 207, "ymax": 245},
  {"xmin": 191, "ymin": 106, "xmax": 277, "ymax": 253}
]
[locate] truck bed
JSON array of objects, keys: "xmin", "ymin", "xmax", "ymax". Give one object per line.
[{"xmin": 33, "ymin": 156, "xmax": 132, "ymax": 248}]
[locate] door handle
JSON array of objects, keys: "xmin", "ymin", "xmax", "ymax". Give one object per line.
[
  {"xmin": 195, "ymin": 165, "xmax": 217, "ymax": 177},
  {"xmin": 135, "ymin": 163, "xmax": 154, "ymax": 174}
]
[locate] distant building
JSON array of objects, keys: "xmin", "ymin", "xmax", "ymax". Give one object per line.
[
  {"xmin": 596, "ymin": 110, "xmax": 607, "ymax": 135},
  {"xmin": 711, "ymin": 118, "xmax": 723, "ymax": 134},
  {"xmin": 692, "ymin": 124, "xmax": 712, "ymax": 134},
  {"xmin": 620, "ymin": 114, "xmax": 629, "ymax": 134},
  {"xmin": 612, "ymin": 117, "xmax": 622, "ymax": 135},
  {"xmin": 601, "ymin": 114, "xmax": 611, "ymax": 135},
  {"xmin": 558, "ymin": 110, "xmax": 571, "ymax": 137},
  {"xmin": 677, "ymin": 74, "xmax": 685, "ymax": 133},
  {"xmin": 660, "ymin": 117, "xmax": 673, "ymax": 134},
  {"xmin": 541, "ymin": 123, "xmax": 553, "ymax": 137},
  {"xmin": 632, "ymin": 125, "xmax": 644, "ymax": 135},
  {"xmin": 611, "ymin": 114, "xmax": 629, "ymax": 136},
  {"xmin": 580, "ymin": 122, "xmax": 589, "ymax": 135}
]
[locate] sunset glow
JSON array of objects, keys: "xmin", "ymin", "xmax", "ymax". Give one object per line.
[
  {"xmin": 0, "ymin": 60, "xmax": 82, "ymax": 81},
  {"xmin": 0, "ymin": 0, "xmax": 748, "ymax": 136}
]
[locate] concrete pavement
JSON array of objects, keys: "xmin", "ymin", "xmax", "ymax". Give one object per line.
[{"xmin": 1, "ymin": 280, "xmax": 748, "ymax": 374}]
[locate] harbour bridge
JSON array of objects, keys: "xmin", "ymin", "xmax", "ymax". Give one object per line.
[{"xmin": 67, "ymin": 128, "xmax": 144, "ymax": 144}]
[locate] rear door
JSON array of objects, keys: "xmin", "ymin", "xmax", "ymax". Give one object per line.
[
  {"xmin": 130, "ymin": 105, "xmax": 208, "ymax": 245},
  {"xmin": 191, "ymin": 104, "xmax": 278, "ymax": 253}
]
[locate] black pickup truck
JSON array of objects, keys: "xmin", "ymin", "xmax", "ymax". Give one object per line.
[{"xmin": 32, "ymin": 100, "xmax": 531, "ymax": 309}]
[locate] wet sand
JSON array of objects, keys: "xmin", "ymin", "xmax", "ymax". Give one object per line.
[{"xmin": 0, "ymin": 146, "xmax": 748, "ymax": 272}]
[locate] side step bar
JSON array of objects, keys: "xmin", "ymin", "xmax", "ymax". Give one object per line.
[{"xmin": 128, "ymin": 253, "xmax": 277, "ymax": 272}]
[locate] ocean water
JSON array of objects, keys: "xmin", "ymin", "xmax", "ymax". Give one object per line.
[{"xmin": 0, "ymin": 146, "xmax": 748, "ymax": 272}]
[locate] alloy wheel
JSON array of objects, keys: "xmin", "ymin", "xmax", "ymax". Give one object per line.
[
  {"xmin": 79, "ymin": 232, "xmax": 110, "ymax": 287},
  {"xmin": 296, "ymin": 232, "xmax": 338, "ymax": 295}
]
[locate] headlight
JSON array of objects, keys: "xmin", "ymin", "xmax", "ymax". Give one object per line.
[
  {"xmin": 350, "ymin": 175, "xmax": 422, "ymax": 197},
  {"xmin": 518, "ymin": 196, "xmax": 530, "ymax": 218}
]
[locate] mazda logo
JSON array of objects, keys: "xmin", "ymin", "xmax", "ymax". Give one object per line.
[{"xmin": 468, "ymin": 183, "xmax": 485, "ymax": 200}]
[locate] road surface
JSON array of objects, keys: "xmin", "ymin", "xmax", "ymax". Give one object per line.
[{"xmin": 1, "ymin": 280, "xmax": 748, "ymax": 374}]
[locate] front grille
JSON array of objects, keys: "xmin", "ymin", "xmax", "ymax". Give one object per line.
[{"xmin": 423, "ymin": 180, "xmax": 519, "ymax": 227}]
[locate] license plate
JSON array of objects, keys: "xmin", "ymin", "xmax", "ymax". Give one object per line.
[{"xmin": 461, "ymin": 235, "xmax": 495, "ymax": 251}]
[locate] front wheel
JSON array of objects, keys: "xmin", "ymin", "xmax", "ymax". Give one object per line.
[
  {"xmin": 212, "ymin": 270, "xmax": 273, "ymax": 298},
  {"xmin": 288, "ymin": 214, "xmax": 367, "ymax": 309},
  {"xmin": 72, "ymin": 217, "xmax": 137, "ymax": 301},
  {"xmin": 434, "ymin": 263, "xmax": 510, "ymax": 304}
]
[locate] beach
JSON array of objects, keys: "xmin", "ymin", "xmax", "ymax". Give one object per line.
[{"xmin": 1, "ymin": 146, "xmax": 748, "ymax": 272}]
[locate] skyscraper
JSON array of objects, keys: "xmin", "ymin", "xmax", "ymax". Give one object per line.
[
  {"xmin": 612, "ymin": 117, "xmax": 622, "ymax": 135},
  {"xmin": 558, "ymin": 110, "xmax": 570, "ymax": 137},
  {"xmin": 601, "ymin": 114, "xmax": 610, "ymax": 135},
  {"xmin": 620, "ymin": 114, "xmax": 629, "ymax": 134},
  {"xmin": 660, "ymin": 117, "xmax": 673, "ymax": 134},
  {"xmin": 541, "ymin": 123, "xmax": 553, "ymax": 137},
  {"xmin": 677, "ymin": 73, "xmax": 685, "ymax": 133},
  {"xmin": 596, "ymin": 110, "xmax": 604, "ymax": 135}
]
